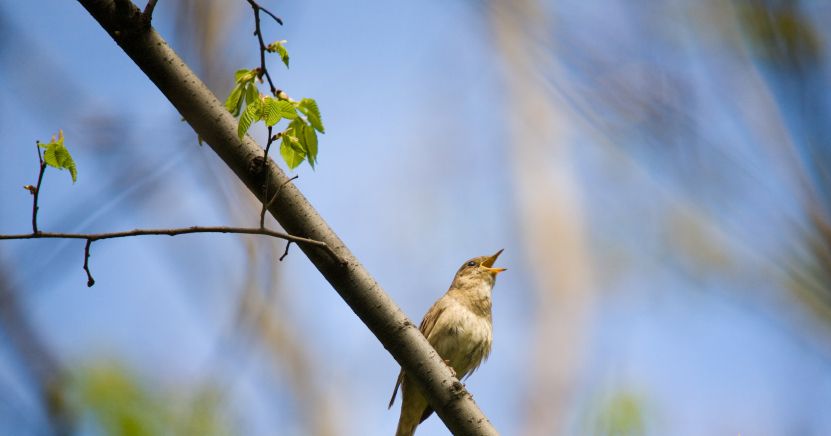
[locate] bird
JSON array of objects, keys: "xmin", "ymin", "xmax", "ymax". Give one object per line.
[{"xmin": 388, "ymin": 249, "xmax": 506, "ymax": 436}]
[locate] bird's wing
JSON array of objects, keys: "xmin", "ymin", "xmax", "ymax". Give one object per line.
[
  {"xmin": 413, "ymin": 301, "xmax": 446, "ymax": 425},
  {"xmin": 462, "ymin": 338, "xmax": 492, "ymax": 380},
  {"xmin": 389, "ymin": 298, "xmax": 448, "ymax": 408},
  {"xmin": 419, "ymin": 298, "xmax": 447, "ymax": 340}
]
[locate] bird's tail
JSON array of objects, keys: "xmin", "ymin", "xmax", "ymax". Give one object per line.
[
  {"xmin": 395, "ymin": 418, "xmax": 417, "ymax": 436},
  {"xmin": 394, "ymin": 380, "xmax": 428, "ymax": 436}
]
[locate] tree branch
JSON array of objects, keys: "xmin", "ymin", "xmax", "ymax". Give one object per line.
[
  {"xmin": 142, "ymin": 0, "xmax": 157, "ymax": 23},
  {"xmin": 30, "ymin": 142, "xmax": 47, "ymax": 234},
  {"xmin": 1, "ymin": 225, "xmax": 341, "ymax": 286},
  {"xmin": 82, "ymin": 238, "xmax": 94, "ymax": 286},
  {"xmin": 246, "ymin": 0, "xmax": 278, "ymax": 96},
  {"xmin": 0, "ymin": 265, "xmax": 73, "ymax": 434},
  {"xmin": 74, "ymin": 1, "xmax": 497, "ymax": 434},
  {"xmin": 260, "ymin": 174, "xmax": 297, "ymax": 229},
  {"xmin": 247, "ymin": 0, "xmax": 282, "ymax": 26},
  {"xmin": 279, "ymin": 241, "xmax": 292, "ymax": 261},
  {"xmin": 0, "ymin": 226, "xmax": 333, "ymax": 249},
  {"xmin": 10, "ymin": 136, "xmax": 327, "ymax": 285}
]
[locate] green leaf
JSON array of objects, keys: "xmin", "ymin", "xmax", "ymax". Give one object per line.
[
  {"xmin": 303, "ymin": 123, "xmax": 318, "ymax": 168},
  {"xmin": 285, "ymin": 119, "xmax": 318, "ymax": 169},
  {"xmin": 245, "ymin": 83, "xmax": 259, "ymax": 105},
  {"xmin": 276, "ymin": 100, "xmax": 298, "ymax": 119},
  {"xmin": 284, "ymin": 120, "xmax": 307, "ymax": 154},
  {"xmin": 267, "ymin": 40, "xmax": 290, "ymax": 68},
  {"xmin": 288, "ymin": 135, "xmax": 304, "ymax": 153},
  {"xmin": 43, "ymin": 145, "xmax": 78, "ymax": 178},
  {"xmin": 286, "ymin": 119, "xmax": 305, "ymax": 141},
  {"xmin": 235, "ymin": 68, "xmax": 255, "ymax": 84},
  {"xmin": 262, "ymin": 97, "xmax": 282, "ymax": 126},
  {"xmin": 238, "ymin": 101, "xmax": 261, "ymax": 139},
  {"xmin": 224, "ymin": 84, "xmax": 244, "ymax": 116},
  {"xmin": 40, "ymin": 130, "xmax": 77, "ymax": 183},
  {"xmin": 297, "ymin": 98, "xmax": 324, "ymax": 133},
  {"xmin": 280, "ymin": 135, "xmax": 305, "ymax": 169}
]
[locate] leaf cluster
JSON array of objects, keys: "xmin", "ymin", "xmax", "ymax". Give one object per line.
[{"xmin": 224, "ymin": 41, "xmax": 325, "ymax": 170}]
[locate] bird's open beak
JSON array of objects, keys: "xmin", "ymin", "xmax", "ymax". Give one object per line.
[{"xmin": 481, "ymin": 249, "xmax": 507, "ymax": 274}]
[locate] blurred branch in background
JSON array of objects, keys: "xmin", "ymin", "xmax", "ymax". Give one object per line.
[
  {"xmin": 237, "ymin": 241, "xmax": 339, "ymax": 436},
  {"xmin": 486, "ymin": 0, "xmax": 831, "ymax": 433},
  {"xmin": 0, "ymin": 265, "xmax": 71, "ymax": 435},
  {"xmin": 734, "ymin": 0, "xmax": 831, "ymax": 330},
  {"xmin": 170, "ymin": 0, "xmax": 244, "ymax": 92},
  {"xmin": 197, "ymin": 206, "xmax": 340, "ymax": 435},
  {"xmin": 487, "ymin": 1, "xmax": 596, "ymax": 435}
]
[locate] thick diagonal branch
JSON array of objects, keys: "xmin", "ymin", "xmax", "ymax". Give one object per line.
[{"xmin": 75, "ymin": 1, "xmax": 497, "ymax": 434}]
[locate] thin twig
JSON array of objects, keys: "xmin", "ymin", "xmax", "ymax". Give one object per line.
[
  {"xmin": 35, "ymin": 141, "xmax": 44, "ymax": 166},
  {"xmin": 279, "ymin": 241, "xmax": 292, "ymax": 261},
  {"xmin": 263, "ymin": 126, "xmax": 276, "ymax": 159},
  {"xmin": 256, "ymin": 3, "xmax": 283, "ymax": 25},
  {"xmin": 260, "ymin": 175, "xmax": 298, "ymax": 229},
  {"xmin": 259, "ymin": 126, "xmax": 275, "ymax": 226},
  {"xmin": 83, "ymin": 239, "xmax": 94, "ymax": 287},
  {"xmin": 0, "ymin": 226, "xmax": 329, "ymax": 248},
  {"xmin": 31, "ymin": 143, "xmax": 46, "ymax": 234},
  {"xmin": 142, "ymin": 0, "xmax": 158, "ymax": 23},
  {"xmin": 245, "ymin": 0, "xmax": 283, "ymax": 26},
  {"xmin": 246, "ymin": 0, "xmax": 278, "ymax": 96},
  {"xmin": 1, "ymin": 226, "xmax": 342, "ymax": 285}
]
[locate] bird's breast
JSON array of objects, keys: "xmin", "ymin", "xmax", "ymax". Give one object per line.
[{"xmin": 428, "ymin": 297, "xmax": 493, "ymax": 379}]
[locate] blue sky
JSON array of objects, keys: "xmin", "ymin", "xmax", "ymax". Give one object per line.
[{"xmin": 2, "ymin": 1, "xmax": 831, "ymax": 435}]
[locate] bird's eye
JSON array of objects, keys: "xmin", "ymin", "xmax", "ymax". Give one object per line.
[{"xmin": 466, "ymin": 261, "xmax": 476, "ymax": 267}]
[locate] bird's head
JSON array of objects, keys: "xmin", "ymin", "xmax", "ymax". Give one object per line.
[{"xmin": 452, "ymin": 249, "xmax": 507, "ymax": 289}]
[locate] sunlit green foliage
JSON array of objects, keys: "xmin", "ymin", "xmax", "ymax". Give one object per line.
[
  {"xmin": 223, "ymin": 39, "xmax": 325, "ymax": 170},
  {"xmin": 37, "ymin": 130, "xmax": 77, "ymax": 183}
]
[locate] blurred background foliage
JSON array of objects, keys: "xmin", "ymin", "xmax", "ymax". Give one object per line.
[
  {"xmin": 68, "ymin": 361, "xmax": 229, "ymax": 436},
  {"xmin": 1, "ymin": 0, "xmax": 830, "ymax": 435}
]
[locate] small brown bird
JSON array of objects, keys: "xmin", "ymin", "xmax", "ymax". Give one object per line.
[{"xmin": 389, "ymin": 249, "xmax": 506, "ymax": 436}]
